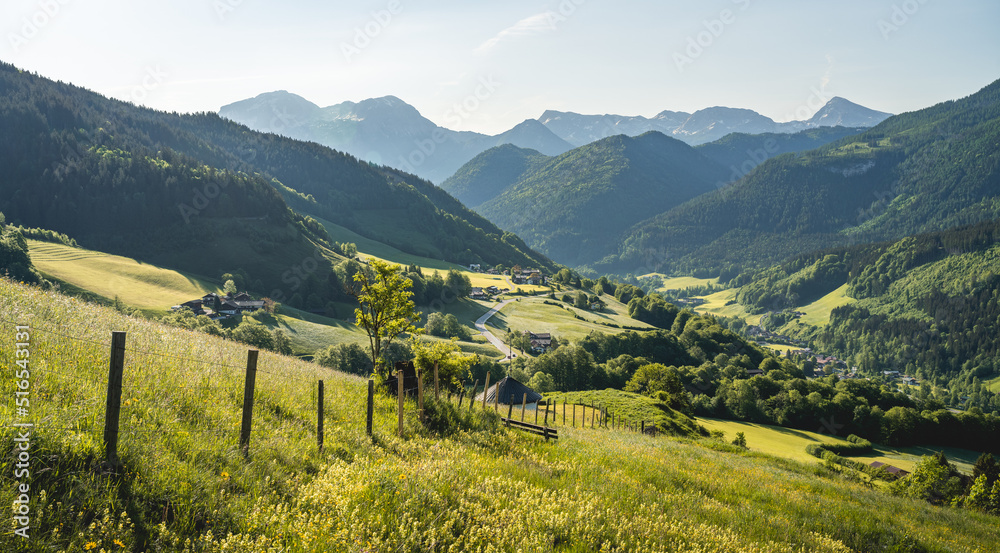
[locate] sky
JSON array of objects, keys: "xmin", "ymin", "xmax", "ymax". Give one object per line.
[{"xmin": 2, "ymin": 0, "xmax": 999, "ymax": 134}]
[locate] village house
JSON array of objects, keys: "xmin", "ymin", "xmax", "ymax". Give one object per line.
[
  {"xmin": 469, "ymin": 287, "xmax": 488, "ymax": 300},
  {"xmin": 173, "ymin": 291, "xmax": 264, "ymax": 319},
  {"xmin": 524, "ymin": 331, "xmax": 552, "ymax": 354}
]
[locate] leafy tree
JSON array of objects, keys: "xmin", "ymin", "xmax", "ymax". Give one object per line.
[
  {"xmin": 352, "ymin": 259, "xmax": 421, "ymax": 380},
  {"xmin": 315, "ymin": 342, "xmax": 373, "ymax": 375},
  {"xmin": 574, "ymin": 292, "xmax": 589, "ymax": 310},
  {"xmin": 444, "ymin": 269, "xmax": 472, "ymax": 298},
  {"xmin": 732, "ymin": 432, "xmax": 747, "ymax": 448},
  {"xmin": 272, "ymin": 329, "xmax": 292, "ymax": 355},
  {"xmin": 424, "ymin": 312, "xmax": 472, "ymax": 341},
  {"xmin": 411, "ymin": 338, "xmax": 474, "ymax": 392},
  {"xmin": 964, "ymin": 475, "xmax": 1000, "ymax": 514},
  {"xmin": 892, "ymin": 453, "xmax": 966, "ymax": 506},
  {"xmin": 528, "ymin": 372, "xmax": 556, "ymax": 393},
  {"xmin": 223, "ymin": 279, "xmax": 237, "ymax": 295},
  {"xmin": 229, "ymin": 318, "xmax": 274, "ymax": 350},
  {"xmin": 972, "ymin": 453, "xmax": 1000, "ymax": 488}
]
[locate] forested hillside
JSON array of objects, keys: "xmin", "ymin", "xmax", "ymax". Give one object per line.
[
  {"xmin": 733, "ymin": 219, "xmax": 1000, "ymax": 414},
  {"xmin": 693, "ymin": 126, "xmax": 866, "ymax": 173},
  {"xmin": 472, "ymin": 132, "xmax": 730, "ymax": 266},
  {"xmin": 440, "ymin": 144, "xmax": 550, "ymax": 209},
  {"xmin": 0, "ymin": 62, "xmax": 556, "ymax": 293},
  {"xmin": 612, "ymin": 78, "xmax": 1000, "ymax": 276}
]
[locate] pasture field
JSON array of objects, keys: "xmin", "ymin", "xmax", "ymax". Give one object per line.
[
  {"xmin": 693, "ymin": 288, "xmax": 762, "ymax": 325},
  {"xmin": 986, "ymin": 376, "xmax": 1000, "ymax": 393},
  {"xmin": 487, "ymin": 295, "xmax": 654, "ymax": 344},
  {"xmin": 316, "ymin": 216, "xmax": 462, "ymax": 272},
  {"xmin": 696, "ymin": 417, "xmax": 983, "ymax": 475},
  {"xmin": 1, "ymin": 278, "xmax": 998, "ymax": 552},
  {"xmin": 27, "ymin": 239, "xmax": 219, "ymax": 314},
  {"xmin": 650, "ymin": 275, "xmax": 718, "ymax": 290},
  {"xmin": 697, "ymin": 418, "xmax": 856, "ymax": 465}
]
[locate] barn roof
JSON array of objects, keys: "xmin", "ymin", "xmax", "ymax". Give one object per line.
[{"xmin": 478, "ymin": 376, "xmax": 542, "ymax": 405}]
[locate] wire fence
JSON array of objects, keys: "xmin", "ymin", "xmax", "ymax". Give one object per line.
[{"xmin": 4, "ymin": 324, "xmax": 659, "ymax": 463}]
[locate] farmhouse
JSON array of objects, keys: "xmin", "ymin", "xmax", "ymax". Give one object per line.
[
  {"xmin": 524, "ymin": 332, "xmax": 552, "ymax": 354},
  {"xmin": 469, "ymin": 287, "xmax": 488, "ymax": 300},
  {"xmin": 173, "ymin": 291, "xmax": 264, "ymax": 319}
]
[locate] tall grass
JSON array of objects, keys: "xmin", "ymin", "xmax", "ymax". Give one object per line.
[{"xmin": 2, "ymin": 279, "xmax": 999, "ymax": 552}]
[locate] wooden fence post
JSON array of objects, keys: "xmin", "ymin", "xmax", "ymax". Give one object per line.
[
  {"xmin": 572, "ymin": 403, "xmax": 576, "ymax": 427},
  {"xmin": 641, "ymin": 421, "xmax": 645, "ymax": 434},
  {"xmin": 482, "ymin": 372, "xmax": 490, "ymax": 410},
  {"xmin": 591, "ymin": 402, "xmax": 595, "ymax": 429},
  {"xmin": 366, "ymin": 379, "xmax": 374, "ymax": 437},
  {"xmin": 493, "ymin": 384, "xmax": 500, "ymax": 412},
  {"xmin": 317, "ymin": 380, "xmax": 324, "ymax": 452},
  {"xmin": 535, "ymin": 402, "xmax": 539, "ymax": 425},
  {"xmin": 434, "ymin": 362, "xmax": 440, "ymax": 400},
  {"xmin": 507, "ymin": 394, "xmax": 514, "ymax": 427},
  {"xmin": 521, "ymin": 393, "xmax": 527, "ymax": 422},
  {"xmin": 103, "ymin": 331, "xmax": 127, "ymax": 469},
  {"xmin": 416, "ymin": 368, "xmax": 424, "ymax": 423},
  {"xmin": 469, "ymin": 379, "xmax": 478, "ymax": 409},
  {"xmin": 458, "ymin": 381, "xmax": 465, "ymax": 407},
  {"xmin": 563, "ymin": 400, "xmax": 566, "ymax": 425},
  {"xmin": 240, "ymin": 350, "xmax": 259, "ymax": 458},
  {"xmin": 397, "ymin": 368, "xmax": 404, "ymax": 437}
]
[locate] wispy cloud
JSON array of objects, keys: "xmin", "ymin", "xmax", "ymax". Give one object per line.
[
  {"xmin": 475, "ymin": 12, "xmax": 557, "ymax": 54},
  {"xmin": 821, "ymin": 54, "xmax": 835, "ymax": 90}
]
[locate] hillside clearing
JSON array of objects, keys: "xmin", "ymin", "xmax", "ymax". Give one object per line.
[
  {"xmin": 28, "ymin": 239, "xmax": 219, "ymax": 314},
  {"xmin": 487, "ymin": 295, "xmax": 654, "ymax": 343}
]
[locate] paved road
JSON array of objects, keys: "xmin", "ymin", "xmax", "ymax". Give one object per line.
[{"xmin": 475, "ymin": 298, "xmax": 517, "ymax": 359}]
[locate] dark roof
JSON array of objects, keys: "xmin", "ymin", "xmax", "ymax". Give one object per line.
[
  {"xmin": 869, "ymin": 461, "xmax": 910, "ymax": 476},
  {"xmin": 478, "ymin": 376, "xmax": 542, "ymax": 405}
]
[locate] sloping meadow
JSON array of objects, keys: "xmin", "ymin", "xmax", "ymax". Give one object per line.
[{"xmin": 1, "ymin": 279, "xmax": 997, "ymax": 551}]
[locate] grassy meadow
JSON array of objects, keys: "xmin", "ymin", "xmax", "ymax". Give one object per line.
[
  {"xmin": 697, "ymin": 418, "xmax": 984, "ymax": 475},
  {"xmin": 2, "ymin": 279, "xmax": 1000, "ymax": 551},
  {"xmin": 488, "ymin": 295, "xmax": 654, "ymax": 344},
  {"xmin": 27, "ymin": 240, "xmax": 220, "ymax": 315}
]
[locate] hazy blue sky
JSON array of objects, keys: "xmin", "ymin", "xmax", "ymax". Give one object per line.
[{"xmin": 3, "ymin": 0, "xmax": 998, "ymax": 134}]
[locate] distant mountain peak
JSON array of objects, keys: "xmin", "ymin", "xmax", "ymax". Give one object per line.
[{"xmin": 806, "ymin": 97, "xmax": 892, "ymax": 128}]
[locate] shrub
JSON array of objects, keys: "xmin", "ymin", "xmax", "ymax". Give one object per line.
[{"xmin": 421, "ymin": 397, "xmax": 501, "ymax": 436}]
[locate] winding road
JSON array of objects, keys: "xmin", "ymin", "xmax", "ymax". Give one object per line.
[{"xmin": 475, "ymin": 298, "xmax": 517, "ymax": 359}]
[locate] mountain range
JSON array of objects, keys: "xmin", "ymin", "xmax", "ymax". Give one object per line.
[
  {"xmin": 611, "ymin": 78, "xmax": 1000, "ymax": 276},
  {"xmin": 441, "ymin": 125, "xmax": 868, "ymax": 267},
  {"xmin": 220, "ymin": 92, "xmax": 891, "ymax": 183},
  {"xmin": 220, "ymin": 92, "xmax": 574, "ymax": 184},
  {"xmin": 541, "ymin": 97, "xmax": 891, "ymax": 147}
]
